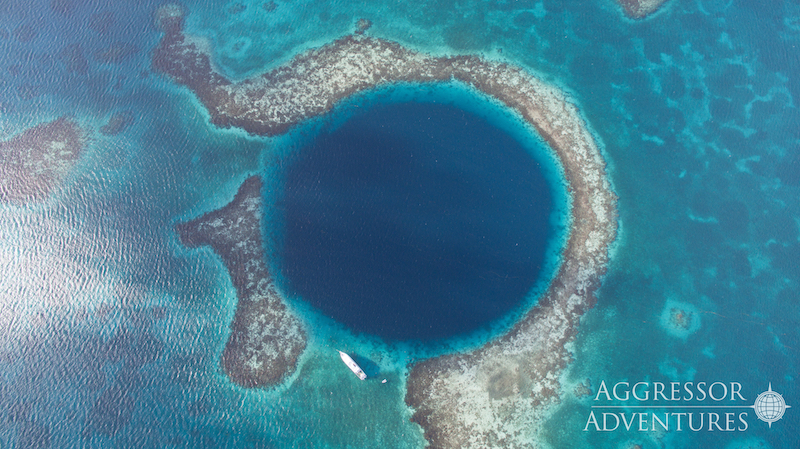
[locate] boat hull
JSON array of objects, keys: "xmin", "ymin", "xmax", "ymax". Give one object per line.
[{"xmin": 338, "ymin": 351, "xmax": 367, "ymax": 380}]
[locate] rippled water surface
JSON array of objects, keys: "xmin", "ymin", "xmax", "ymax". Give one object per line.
[{"xmin": 0, "ymin": 0, "xmax": 798, "ymax": 447}]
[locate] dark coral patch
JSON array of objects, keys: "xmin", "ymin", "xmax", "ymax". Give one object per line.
[
  {"xmin": 100, "ymin": 111, "xmax": 136, "ymax": 136},
  {"xmin": 59, "ymin": 43, "xmax": 89, "ymax": 75},
  {"xmin": 89, "ymin": 11, "xmax": 115, "ymax": 35},
  {"xmin": 13, "ymin": 24, "xmax": 37, "ymax": 42},
  {"xmin": 717, "ymin": 200, "xmax": 750, "ymax": 239},
  {"xmin": 94, "ymin": 42, "xmax": 140, "ymax": 64},
  {"xmin": 0, "ymin": 117, "xmax": 87, "ymax": 203}
]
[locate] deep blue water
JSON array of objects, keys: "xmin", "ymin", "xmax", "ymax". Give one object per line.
[
  {"xmin": 276, "ymin": 100, "xmax": 554, "ymax": 341},
  {"xmin": 0, "ymin": 0, "xmax": 798, "ymax": 448}
]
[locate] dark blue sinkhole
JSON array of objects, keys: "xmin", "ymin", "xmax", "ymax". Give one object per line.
[{"xmin": 271, "ymin": 92, "xmax": 559, "ymax": 342}]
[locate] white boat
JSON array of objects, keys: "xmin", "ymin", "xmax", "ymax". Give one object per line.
[{"xmin": 338, "ymin": 350, "xmax": 367, "ymax": 380}]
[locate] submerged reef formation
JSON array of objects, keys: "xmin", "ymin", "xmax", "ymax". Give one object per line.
[
  {"xmin": 175, "ymin": 177, "xmax": 306, "ymax": 387},
  {"xmin": 0, "ymin": 117, "xmax": 87, "ymax": 204},
  {"xmin": 616, "ymin": 0, "xmax": 670, "ymax": 19},
  {"xmin": 153, "ymin": 7, "xmax": 602, "ymax": 140},
  {"xmin": 396, "ymin": 47, "xmax": 618, "ymax": 448},
  {"xmin": 100, "ymin": 111, "xmax": 135, "ymax": 136},
  {"xmin": 154, "ymin": 4, "xmax": 617, "ymax": 443},
  {"xmin": 659, "ymin": 298, "xmax": 701, "ymax": 340}
]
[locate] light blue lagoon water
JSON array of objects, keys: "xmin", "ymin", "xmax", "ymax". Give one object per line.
[{"xmin": 0, "ymin": 0, "xmax": 798, "ymax": 448}]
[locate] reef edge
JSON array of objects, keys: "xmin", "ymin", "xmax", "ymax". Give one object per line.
[{"xmin": 174, "ymin": 176, "xmax": 307, "ymax": 387}]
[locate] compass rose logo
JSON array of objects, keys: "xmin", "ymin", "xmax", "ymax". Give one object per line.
[{"xmin": 752, "ymin": 383, "xmax": 791, "ymax": 428}]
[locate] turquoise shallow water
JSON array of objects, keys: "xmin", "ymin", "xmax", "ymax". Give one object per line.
[{"xmin": 0, "ymin": 0, "xmax": 798, "ymax": 448}]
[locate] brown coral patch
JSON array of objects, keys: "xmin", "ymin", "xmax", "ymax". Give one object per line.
[
  {"xmin": 0, "ymin": 117, "xmax": 87, "ymax": 203},
  {"xmin": 175, "ymin": 177, "xmax": 306, "ymax": 387}
]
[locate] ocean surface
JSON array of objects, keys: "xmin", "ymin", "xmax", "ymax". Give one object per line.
[{"xmin": 0, "ymin": 0, "xmax": 798, "ymax": 448}]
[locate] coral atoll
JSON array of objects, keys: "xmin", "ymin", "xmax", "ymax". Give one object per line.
[{"xmin": 154, "ymin": 6, "xmax": 617, "ymax": 445}]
